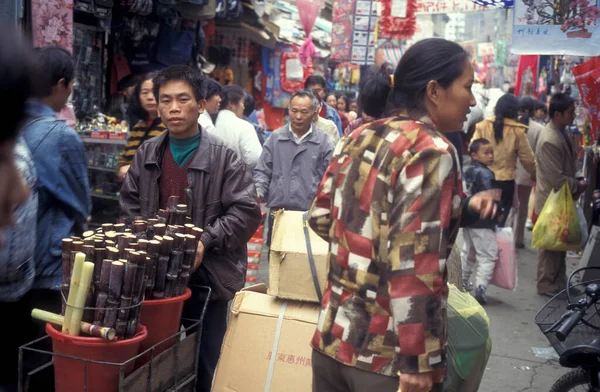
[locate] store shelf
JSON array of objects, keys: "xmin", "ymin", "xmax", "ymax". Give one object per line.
[
  {"xmin": 89, "ymin": 166, "xmax": 116, "ymax": 173},
  {"xmin": 81, "ymin": 137, "xmax": 126, "ymax": 146},
  {"xmin": 91, "ymin": 192, "xmax": 119, "ymax": 201}
]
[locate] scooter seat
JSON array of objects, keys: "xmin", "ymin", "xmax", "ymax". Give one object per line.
[{"xmin": 560, "ymin": 337, "xmax": 600, "ymax": 368}]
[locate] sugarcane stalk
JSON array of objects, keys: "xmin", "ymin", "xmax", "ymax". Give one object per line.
[
  {"xmin": 164, "ymin": 273, "xmax": 177, "ymax": 298},
  {"xmin": 177, "ymin": 268, "xmax": 191, "ymax": 296},
  {"xmin": 60, "ymin": 284, "xmax": 69, "ymax": 315},
  {"xmin": 165, "ymin": 225, "xmax": 180, "ymax": 237},
  {"xmin": 32, "ymin": 309, "xmax": 116, "ymax": 341},
  {"xmin": 94, "ymin": 239, "xmax": 104, "ymax": 249},
  {"xmin": 107, "ymin": 246, "xmax": 119, "ymax": 261},
  {"xmin": 137, "ymin": 239, "xmax": 148, "ymax": 251},
  {"xmin": 98, "ymin": 259, "xmax": 112, "ymax": 293},
  {"xmin": 61, "ymin": 239, "xmax": 74, "ymax": 313},
  {"xmin": 93, "ymin": 248, "xmax": 105, "ymax": 287},
  {"xmin": 118, "ymin": 236, "xmax": 132, "ymax": 258},
  {"xmin": 71, "ymin": 237, "xmax": 81, "ymax": 241},
  {"xmin": 114, "ymin": 223, "xmax": 126, "ymax": 233},
  {"xmin": 115, "ymin": 321, "xmax": 128, "ymax": 340},
  {"xmin": 108, "ymin": 261, "xmax": 125, "ymax": 302},
  {"xmin": 125, "ymin": 318, "xmax": 138, "ymax": 339},
  {"xmin": 63, "ymin": 252, "xmax": 85, "ymax": 334},
  {"xmin": 166, "ymin": 196, "xmax": 180, "ymax": 225},
  {"xmin": 145, "ymin": 240, "xmax": 160, "ymax": 298},
  {"xmin": 102, "ymin": 223, "xmax": 114, "ymax": 233},
  {"xmin": 83, "ymin": 230, "xmax": 95, "ymax": 239},
  {"xmin": 133, "ymin": 221, "xmax": 148, "ymax": 240},
  {"xmin": 93, "ymin": 292, "xmax": 108, "ymax": 326},
  {"xmin": 67, "ymin": 261, "xmax": 94, "ymax": 336},
  {"xmin": 84, "ymin": 237, "xmax": 95, "ymax": 246},
  {"xmin": 157, "ymin": 209, "xmax": 169, "ymax": 224},
  {"xmin": 174, "ymin": 204, "xmax": 187, "ymax": 225},
  {"xmin": 191, "ymin": 227, "xmax": 204, "ymax": 241},
  {"xmin": 154, "ymin": 236, "xmax": 172, "ymax": 294},
  {"xmin": 83, "ymin": 285, "xmax": 95, "ymax": 323},
  {"xmin": 103, "ymin": 298, "xmax": 119, "ymax": 328},
  {"xmin": 132, "ymin": 252, "xmax": 147, "ymax": 300}
]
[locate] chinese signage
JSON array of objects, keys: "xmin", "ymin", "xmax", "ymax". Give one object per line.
[
  {"xmin": 414, "ymin": 0, "xmax": 486, "ymax": 14},
  {"xmin": 512, "ymin": 0, "xmax": 600, "ymax": 55}
]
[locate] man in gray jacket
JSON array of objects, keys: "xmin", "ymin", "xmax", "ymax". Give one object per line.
[{"xmin": 254, "ymin": 90, "xmax": 334, "ymax": 243}]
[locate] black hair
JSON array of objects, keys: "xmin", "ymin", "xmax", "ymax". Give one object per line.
[
  {"xmin": 535, "ymin": 101, "xmax": 548, "ymax": 114},
  {"xmin": 469, "ymin": 138, "xmax": 491, "ymax": 154},
  {"xmin": 359, "ymin": 64, "xmax": 392, "ymax": 118},
  {"xmin": 335, "ymin": 93, "xmax": 350, "ymax": 112},
  {"xmin": 325, "ymin": 92, "xmax": 336, "ymax": 102},
  {"xmin": 243, "ymin": 93, "xmax": 255, "ymax": 118},
  {"xmin": 518, "ymin": 96, "xmax": 536, "ymax": 126},
  {"xmin": 389, "ymin": 38, "xmax": 469, "ymax": 112},
  {"xmin": 0, "ymin": 27, "xmax": 35, "ymax": 143},
  {"xmin": 304, "ymin": 75, "xmax": 327, "ymax": 90},
  {"xmin": 201, "ymin": 78, "xmax": 222, "ymax": 101},
  {"xmin": 493, "ymin": 94, "xmax": 520, "ymax": 142},
  {"xmin": 291, "ymin": 90, "xmax": 319, "ymax": 112},
  {"xmin": 153, "ymin": 65, "xmax": 205, "ymax": 103},
  {"xmin": 32, "ymin": 46, "xmax": 75, "ymax": 98},
  {"xmin": 220, "ymin": 85, "xmax": 246, "ymax": 111},
  {"xmin": 126, "ymin": 72, "xmax": 158, "ymax": 124},
  {"xmin": 549, "ymin": 93, "xmax": 575, "ymax": 118},
  {"xmin": 118, "ymin": 74, "xmax": 139, "ymax": 92}
]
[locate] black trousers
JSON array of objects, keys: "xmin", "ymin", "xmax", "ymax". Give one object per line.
[
  {"xmin": 496, "ymin": 180, "xmax": 515, "ymax": 227},
  {"xmin": 182, "ymin": 287, "xmax": 229, "ymax": 392},
  {"xmin": 0, "ymin": 289, "xmax": 61, "ymax": 391}
]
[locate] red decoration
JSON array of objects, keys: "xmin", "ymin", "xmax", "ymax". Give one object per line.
[
  {"xmin": 279, "ymin": 51, "xmax": 312, "ymax": 94},
  {"xmin": 379, "ymin": 0, "xmax": 417, "ymax": 39}
]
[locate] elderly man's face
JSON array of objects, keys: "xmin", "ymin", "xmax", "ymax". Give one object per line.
[
  {"xmin": 289, "ymin": 96, "xmax": 315, "ymax": 135},
  {"xmin": 0, "ymin": 140, "xmax": 29, "ymax": 241}
]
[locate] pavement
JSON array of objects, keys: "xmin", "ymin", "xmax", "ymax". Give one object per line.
[{"xmin": 255, "ymin": 226, "xmax": 582, "ymax": 391}]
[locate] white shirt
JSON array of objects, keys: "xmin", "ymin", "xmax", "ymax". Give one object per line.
[
  {"xmin": 214, "ymin": 110, "xmax": 262, "ymax": 168},
  {"xmin": 198, "ymin": 110, "xmax": 216, "ymax": 133},
  {"xmin": 289, "ymin": 125, "xmax": 313, "ymax": 144}
]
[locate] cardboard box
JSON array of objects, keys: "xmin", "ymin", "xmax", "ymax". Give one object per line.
[
  {"xmin": 212, "ymin": 285, "xmax": 320, "ymax": 392},
  {"xmin": 268, "ymin": 210, "xmax": 329, "ymax": 303}
]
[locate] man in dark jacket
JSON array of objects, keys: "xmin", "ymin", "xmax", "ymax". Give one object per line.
[{"xmin": 119, "ymin": 65, "xmax": 262, "ymax": 392}]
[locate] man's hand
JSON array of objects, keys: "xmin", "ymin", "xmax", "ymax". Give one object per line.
[
  {"xmin": 118, "ymin": 165, "xmax": 130, "ymax": 182},
  {"xmin": 192, "ymin": 241, "xmax": 205, "ymax": 272},
  {"xmin": 398, "ymin": 372, "xmax": 433, "ymax": 392},
  {"xmin": 469, "ymin": 189, "xmax": 501, "ymax": 220}
]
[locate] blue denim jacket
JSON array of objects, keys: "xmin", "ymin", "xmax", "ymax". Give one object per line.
[
  {"xmin": 0, "ymin": 137, "xmax": 37, "ymax": 301},
  {"xmin": 22, "ymin": 101, "xmax": 92, "ymax": 290},
  {"xmin": 464, "ymin": 160, "xmax": 497, "ymax": 229},
  {"xmin": 324, "ymin": 104, "xmax": 343, "ymax": 136}
]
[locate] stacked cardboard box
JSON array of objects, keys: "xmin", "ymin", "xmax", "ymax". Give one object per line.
[{"xmin": 212, "ymin": 210, "xmax": 330, "ymax": 391}]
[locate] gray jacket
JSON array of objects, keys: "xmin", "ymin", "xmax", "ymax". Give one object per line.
[{"xmin": 254, "ymin": 125, "xmax": 334, "ymax": 211}]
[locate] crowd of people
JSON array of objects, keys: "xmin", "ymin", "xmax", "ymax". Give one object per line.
[{"xmin": 0, "ymin": 29, "xmax": 588, "ymax": 392}]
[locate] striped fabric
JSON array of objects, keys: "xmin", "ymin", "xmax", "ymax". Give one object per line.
[{"xmin": 117, "ymin": 119, "xmax": 167, "ymax": 169}]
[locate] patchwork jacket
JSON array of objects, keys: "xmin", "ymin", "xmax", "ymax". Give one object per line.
[{"xmin": 309, "ymin": 115, "xmax": 473, "ymax": 382}]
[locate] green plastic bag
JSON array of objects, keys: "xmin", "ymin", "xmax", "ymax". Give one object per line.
[
  {"xmin": 531, "ymin": 183, "xmax": 582, "ymax": 251},
  {"xmin": 443, "ymin": 285, "xmax": 492, "ymax": 392}
]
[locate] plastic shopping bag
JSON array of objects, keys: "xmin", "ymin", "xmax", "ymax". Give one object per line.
[
  {"xmin": 576, "ymin": 202, "xmax": 589, "ymax": 247},
  {"xmin": 444, "ymin": 284, "xmax": 492, "ymax": 392},
  {"xmin": 531, "ymin": 183, "xmax": 582, "ymax": 251},
  {"xmin": 490, "ymin": 227, "xmax": 517, "ymax": 290}
]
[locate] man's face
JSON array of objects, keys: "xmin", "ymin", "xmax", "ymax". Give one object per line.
[
  {"xmin": 306, "ymin": 84, "xmax": 325, "ymax": 100},
  {"xmin": 0, "ymin": 140, "xmax": 29, "ymax": 239},
  {"xmin": 561, "ymin": 104, "xmax": 576, "ymax": 127},
  {"xmin": 472, "ymin": 143, "xmax": 494, "ymax": 167},
  {"xmin": 52, "ymin": 78, "xmax": 74, "ymax": 112},
  {"xmin": 205, "ymin": 94, "xmax": 222, "ymax": 115},
  {"xmin": 289, "ymin": 96, "xmax": 315, "ymax": 134},
  {"xmin": 157, "ymin": 80, "xmax": 204, "ymax": 138}
]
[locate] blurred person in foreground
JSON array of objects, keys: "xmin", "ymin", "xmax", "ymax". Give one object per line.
[
  {"xmin": 308, "ymin": 38, "xmax": 500, "ymax": 392},
  {"xmin": 471, "ymin": 94, "xmax": 536, "ymax": 226},
  {"xmin": 513, "ymin": 97, "xmax": 544, "ymax": 248},
  {"xmin": 0, "ymin": 28, "xmax": 37, "ymax": 392},
  {"xmin": 535, "ymin": 93, "xmax": 586, "ymax": 296},
  {"xmin": 117, "ymin": 73, "xmax": 167, "ymax": 181},
  {"xmin": 119, "ymin": 65, "xmax": 261, "ymax": 391}
]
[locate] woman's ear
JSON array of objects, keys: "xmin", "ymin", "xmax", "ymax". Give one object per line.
[{"xmin": 426, "ymin": 80, "xmax": 440, "ymax": 105}]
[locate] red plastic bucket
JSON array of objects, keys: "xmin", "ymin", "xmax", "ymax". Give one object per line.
[
  {"xmin": 46, "ymin": 323, "xmax": 147, "ymax": 392},
  {"xmin": 137, "ymin": 288, "xmax": 192, "ymax": 366}
]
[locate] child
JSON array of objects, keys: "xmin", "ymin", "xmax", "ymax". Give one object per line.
[{"xmin": 462, "ymin": 138, "xmax": 498, "ymax": 304}]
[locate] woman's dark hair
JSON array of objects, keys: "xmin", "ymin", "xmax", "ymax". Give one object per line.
[
  {"xmin": 325, "ymin": 93, "xmax": 336, "ymax": 102},
  {"xmin": 335, "ymin": 93, "xmax": 350, "ymax": 112},
  {"xmin": 469, "ymin": 138, "xmax": 491, "ymax": 154},
  {"xmin": 243, "ymin": 93, "xmax": 255, "ymax": 118},
  {"xmin": 0, "ymin": 27, "xmax": 35, "ymax": 143},
  {"xmin": 202, "ymin": 78, "xmax": 222, "ymax": 101},
  {"xmin": 304, "ymin": 75, "xmax": 327, "ymax": 90},
  {"xmin": 126, "ymin": 72, "xmax": 159, "ymax": 124},
  {"xmin": 153, "ymin": 65, "xmax": 205, "ymax": 103},
  {"xmin": 535, "ymin": 100, "xmax": 548, "ymax": 114},
  {"xmin": 220, "ymin": 85, "xmax": 245, "ymax": 111},
  {"xmin": 359, "ymin": 64, "xmax": 392, "ymax": 118},
  {"xmin": 518, "ymin": 96, "xmax": 536, "ymax": 126},
  {"xmin": 493, "ymin": 94, "xmax": 520, "ymax": 142},
  {"xmin": 389, "ymin": 38, "xmax": 469, "ymax": 112},
  {"xmin": 33, "ymin": 46, "xmax": 75, "ymax": 98}
]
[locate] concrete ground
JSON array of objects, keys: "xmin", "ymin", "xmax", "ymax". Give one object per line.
[{"xmin": 256, "ymin": 227, "xmax": 581, "ymax": 391}]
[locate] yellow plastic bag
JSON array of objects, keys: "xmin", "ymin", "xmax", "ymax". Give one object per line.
[{"xmin": 532, "ymin": 183, "xmax": 582, "ymax": 251}]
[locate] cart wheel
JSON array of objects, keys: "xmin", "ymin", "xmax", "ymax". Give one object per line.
[{"xmin": 549, "ymin": 369, "xmax": 593, "ymax": 392}]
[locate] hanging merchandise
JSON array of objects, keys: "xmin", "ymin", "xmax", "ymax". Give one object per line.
[
  {"xmin": 514, "ymin": 55, "xmax": 539, "ymax": 97},
  {"xmin": 572, "ymin": 57, "xmax": 600, "ymax": 142},
  {"xmin": 350, "ymin": 0, "xmax": 378, "ymax": 64},
  {"xmin": 330, "ymin": 0, "xmax": 354, "ymax": 61},
  {"xmin": 297, "ymin": 0, "xmax": 324, "ymax": 66},
  {"xmin": 130, "ymin": 0, "xmax": 153, "ymax": 15},
  {"xmin": 156, "ymin": 21, "xmax": 196, "ymax": 67},
  {"xmin": 31, "ymin": 0, "xmax": 73, "ymax": 51},
  {"xmin": 471, "ymin": 0, "xmax": 513, "ymax": 9},
  {"xmin": 414, "ymin": 0, "xmax": 486, "ymax": 13},
  {"xmin": 380, "ymin": 0, "xmax": 417, "ymax": 40},
  {"xmin": 280, "ymin": 52, "xmax": 310, "ymax": 93},
  {"xmin": 512, "ymin": 0, "xmax": 600, "ymax": 55}
]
